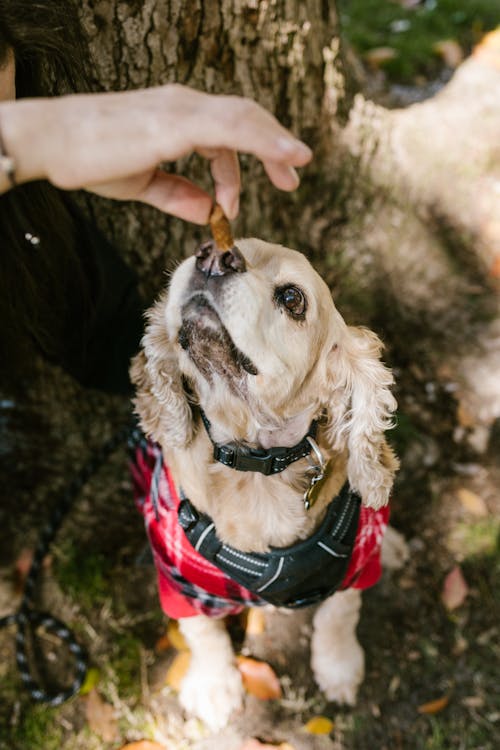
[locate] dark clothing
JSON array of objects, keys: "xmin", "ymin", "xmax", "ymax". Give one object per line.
[{"xmin": 60, "ymin": 205, "xmax": 144, "ymax": 394}]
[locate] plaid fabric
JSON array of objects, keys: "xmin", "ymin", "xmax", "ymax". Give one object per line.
[{"xmin": 130, "ymin": 434, "xmax": 390, "ymax": 619}]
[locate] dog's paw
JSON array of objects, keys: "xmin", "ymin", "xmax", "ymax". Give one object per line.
[
  {"xmin": 311, "ymin": 639, "xmax": 364, "ymax": 706},
  {"xmin": 381, "ymin": 525, "xmax": 409, "ymax": 571},
  {"xmin": 179, "ymin": 661, "xmax": 244, "ymax": 731}
]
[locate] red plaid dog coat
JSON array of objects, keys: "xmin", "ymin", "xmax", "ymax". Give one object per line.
[{"xmin": 131, "ymin": 435, "xmax": 390, "ymax": 619}]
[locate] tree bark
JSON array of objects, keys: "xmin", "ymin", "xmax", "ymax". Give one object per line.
[
  {"xmin": 77, "ymin": 0, "xmax": 500, "ymax": 445},
  {"xmin": 3, "ymin": 0, "xmax": 500, "ymax": 558},
  {"xmin": 78, "ymin": 0, "xmax": 344, "ymax": 301}
]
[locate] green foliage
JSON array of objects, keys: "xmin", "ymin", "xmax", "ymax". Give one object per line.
[
  {"xmin": 55, "ymin": 544, "xmax": 111, "ymax": 610},
  {"xmin": 3, "ymin": 705, "xmax": 63, "ymax": 750},
  {"xmin": 339, "ymin": 0, "xmax": 500, "ymax": 82},
  {"xmin": 109, "ymin": 632, "xmax": 142, "ymax": 699}
]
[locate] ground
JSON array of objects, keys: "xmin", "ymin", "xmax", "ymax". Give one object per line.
[
  {"xmin": 1, "ymin": 343, "xmax": 499, "ymax": 750},
  {"xmin": 1, "ymin": 2, "xmax": 500, "ymax": 748}
]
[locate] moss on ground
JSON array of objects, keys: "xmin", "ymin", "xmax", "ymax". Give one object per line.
[{"xmin": 54, "ymin": 544, "xmax": 112, "ymax": 609}]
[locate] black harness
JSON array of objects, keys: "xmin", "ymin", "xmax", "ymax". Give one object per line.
[{"xmin": 178, "ymin": 482, "xmax": 361, "ymax": 609}]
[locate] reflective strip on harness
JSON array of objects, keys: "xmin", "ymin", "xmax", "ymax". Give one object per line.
[{"xmin": 177, "ymin": 483, "xmax": 361, "ymax": 609}]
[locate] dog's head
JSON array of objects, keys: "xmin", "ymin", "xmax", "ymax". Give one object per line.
[{"xmin": 131, "ymin": 239, "xmax": 398, "ymax": 509}]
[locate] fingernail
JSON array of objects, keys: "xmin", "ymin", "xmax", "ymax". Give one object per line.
[
  {"xmin": 277, "ymin": 137, "xmax": 312, "ymax": 161},
  {"xmin": 287, "ymin": 166, "xmax": 300, "ymax": 188},
  {"xmin": 229, "ymin": 195, "xmax": 239, "ymax": 220}
]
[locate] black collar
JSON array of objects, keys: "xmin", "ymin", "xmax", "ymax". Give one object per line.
[{"xmin": 199, "ymin": 408, "xmax": 319, "ymax": 476}]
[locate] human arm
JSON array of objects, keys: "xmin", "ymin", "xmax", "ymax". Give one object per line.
[{"xmin": 0, "ymin": 84, "xmax": 312, "ymax": 222}]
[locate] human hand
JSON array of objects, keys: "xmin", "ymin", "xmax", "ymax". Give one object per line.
[{"xmin": 0, "ymin": 84, "xmax": 312, "ymax": 222}]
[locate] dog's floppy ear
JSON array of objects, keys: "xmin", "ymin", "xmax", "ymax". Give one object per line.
[
  {"xmin": 324, "ymin": 326, "xmax": 398, "ymax": 510},
  {"xmin": 130, "ymin": 293, "xmax": 193, "ymax": 447}
]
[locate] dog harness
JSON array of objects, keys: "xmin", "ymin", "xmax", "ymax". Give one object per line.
[{"xmin": 130, "ymin": 433, "xmax": 390, "ymax": 619}]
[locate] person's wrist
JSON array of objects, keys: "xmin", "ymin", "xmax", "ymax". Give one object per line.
[{"xmin": 0, "ymin": 99, "xmax": 50, "ymax": 189}]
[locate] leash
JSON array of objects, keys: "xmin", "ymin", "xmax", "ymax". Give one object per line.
[{"xmin": 0, "ymin": 422, "xmax": 132, "ymax": 706}]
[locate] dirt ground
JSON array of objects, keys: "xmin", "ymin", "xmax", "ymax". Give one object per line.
[{"xmin": 0, "ymin": 315, "xmax": 499, "ymax": 750}]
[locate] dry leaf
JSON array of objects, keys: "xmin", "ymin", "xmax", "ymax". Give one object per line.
[
  {"xmin": 79, "ymin": 667, "xmax": 100, "ymax": 696},
  {"xmin": 418, "ymin": 695, "xmax": 450, "ymax": 714},
  {"xmin": 154, "ymin": 633, "xmax": 172, "ymax": 654},
  {"xmin": 240, "ymin": 741, "xmax": 294, "ymax": 750},
  {"xmin": 167, "ymin": 620, "xmax": 188, "ymax": 651},
  {"xmin": 490, "ymin": 254, "xmax": 500, "ymax": 279},
  {"xmin": 237, "ymin": 656, "xmax": 282, "ymax": 700},
  {"xmin": 165, "ymin": 651, "xmax": 191, "ymax": 692},
  {"xmin": 364, "ymin": 47, "xmax": 398, "ymax": 69},
  {"xmin": 433, "ymin": 40, "xmax": 464, "ymax": 68},
  {"xmin": 457, "ymin": 488, "xmax": 488, "ymax": 517},
  {"xmin": 122, "ymin": 744, "xmax": 169, "ymax": 750},
  {"xmin": 14, "ymin": 548, "xmax": 51, "ymax": 593},
  {"xmin": 246, "ymin": 609, "xmax": 266, "ymax": 636},
  {"xmin": 304, "ymin": 716, "xmax": 334, "ymax": 734},
  {"xmin": 84, "ymin": 688, "xmax": 119, "ymax": 742},
  {"xmin": 462, "ymin": 695, "xmax": 485, "ymax": 709},
  {"xmin": 442, "ymin": 566, "xmax": 469, "ymax": 611}
]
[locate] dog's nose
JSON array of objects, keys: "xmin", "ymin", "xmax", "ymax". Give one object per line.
[{"xmin": 195, "ymin": 241, "xmax": 246, "ymax": 277}]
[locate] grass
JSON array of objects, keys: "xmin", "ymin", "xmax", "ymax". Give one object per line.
[
  {"xmin": 54, "ymin": 543, "xmax": 112, "ymax": 610},
  {"xmin": 1, "ymin": 705, "xmax": 63, "ymax": 750},
  {"xmin": 338, "ymin": 0, "xmax": 500, "ymax": 82}
]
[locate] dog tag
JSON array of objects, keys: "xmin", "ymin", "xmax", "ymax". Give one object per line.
[{"xmin": 303, "ymin": 460, "xmax": 333, "ymax": 510}]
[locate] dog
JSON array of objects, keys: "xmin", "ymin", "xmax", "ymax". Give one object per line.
[{"xmin": 130, "ymin": 238, "xmax": 407, "ymax": 730}]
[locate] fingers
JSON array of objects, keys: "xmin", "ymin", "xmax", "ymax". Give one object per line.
[
  {"xmin": 204, "ymin": 148, "xmax": 240, "ymax": 219},
  {"xmin": 138, "ymin": 170, "xmax": 212, "ymax": 224},
  {"xmin": 263, "ymin": 160, "xmax": 300, "ymax": 191},
  {"xmin": 174, "ymin": 88, "xmax": 313, "ymax": 173}
]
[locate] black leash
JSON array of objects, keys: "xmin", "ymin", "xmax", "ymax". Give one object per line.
[{"xmin": 0, "ymin": 423, "xmax": 131, "ymax": 706}]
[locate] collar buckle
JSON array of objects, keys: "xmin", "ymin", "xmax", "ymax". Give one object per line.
[{"xmin": 202, "ymin": 408, "xmax": 318, "ymax": 476}]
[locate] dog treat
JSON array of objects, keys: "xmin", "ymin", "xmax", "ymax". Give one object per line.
[{"xmin": 209, "ymin": 203, "xmax": 234, "ymax": 252}]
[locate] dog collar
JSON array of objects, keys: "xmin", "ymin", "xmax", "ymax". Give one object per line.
[
  {"xmin": 178, "ymin": 482, "xmax": 361, "ymax": 609},
  {"xmin": 199, "ymin": 408, "xmax": 320, "ymax": 476}
]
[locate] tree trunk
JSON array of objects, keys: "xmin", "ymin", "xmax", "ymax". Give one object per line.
[
  {"xmin": 78, "ymin": 0, "xmax": 500, "ymax": 446},
  {"xmin": 3, "ymin": 0, "xmax": 499, "ymax": 551},
  {"xmin": 1, "ymin": 2, "xmax": 499, "ymax": 743}
]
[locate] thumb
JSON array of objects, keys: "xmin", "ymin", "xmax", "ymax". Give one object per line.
[{"xmin": 138, "ymin": 170, "xmax": 213, "ymax": 224}]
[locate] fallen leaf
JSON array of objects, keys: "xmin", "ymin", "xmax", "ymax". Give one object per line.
[
  {"xmin": 14, "ymin": 549, "xmax": 52, "ymax": 593},
  {"xmin": 154, "ymin": 633, "xmax": 172, "ymax": 654},
  {"xmin": 79, "ymin": 667, "xmax": 100, "ymax": 696},
  {"xmin": 240, "ymin": 741, "xmax": 294, "ymax": 750},
  {"xmin": 389, "ymin": 675, "xmax": 401, "ymax": 697},
  {"xmin": 418, "ymin": 695, "xmax": 450, "ymax": 714},
  {"xmin": 442, "ymin": 566, "xmax": 469, "ymax": 611},
  {"xmin": 462, "ymin": 695, "xmax": 485, "ymax": 709},
  {"xmin": 237, "ymin": 656, "xmax": 282, "ymax": 700},
  {"xmin": 490, "ymin": 254, "xmax": 500, "ymax": 279},
  {"xmin": 166, "ymin": 620, "xmax": 188, "ymax": 651},
  {"xmin": 165, "ymin": 651, "xmax": 191, "ymax": 692},
  {"xmin": 457, "ymin": 488, "xmax": 488, "ymax": 517},
  {"xmin": 364, "ymin": 47, "xmax": 398, "ymax": 69},
  {"xmin": 433, "ymin": 40, "xmax": 464, "ymax": 68},
  {"xmin": 84, "ymin": 688, "xmax": 119, "ymax": 742},
  {"xmin": 119, "ymin": 743, "xmax": 168, "ymax": 750},
  {"xmin": 304, "ymin": 716, "xmax": 334, "ymax": 734},
  {"xmin": 246, "ymin": 609, "xmax": 266, "ymax": 636}
]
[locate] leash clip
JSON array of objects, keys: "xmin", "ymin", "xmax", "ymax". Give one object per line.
[{"xmin": 303, "ymin": 437, "xmax": 326, "ymax": 510}]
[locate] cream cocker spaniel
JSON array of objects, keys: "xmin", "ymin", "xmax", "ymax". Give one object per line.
[{"xmin": 130, "ymin": 238, "xmax": 406, "ymax": 731}]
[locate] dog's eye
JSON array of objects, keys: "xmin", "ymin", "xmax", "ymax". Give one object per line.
[{"xmin": 275, "ymin": 285, "xmax": 307, "ymax": 319}]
